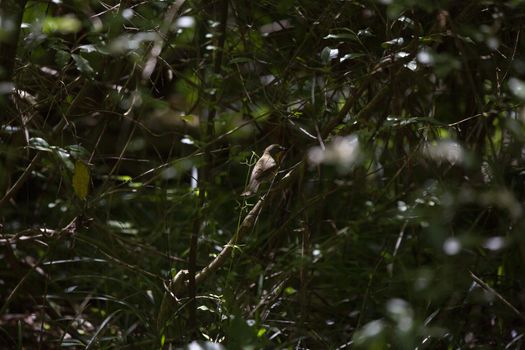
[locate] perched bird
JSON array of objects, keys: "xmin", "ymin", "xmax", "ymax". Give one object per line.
[{"xmin": 241, "ymin": 144, "xmax": 286, "ymax": 197}]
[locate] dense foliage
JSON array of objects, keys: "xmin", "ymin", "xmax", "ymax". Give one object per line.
[{"xmin": 2, "ymin": 0, "xmax": 525, "ymax": 348}]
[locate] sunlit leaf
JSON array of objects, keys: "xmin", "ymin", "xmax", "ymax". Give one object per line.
[
  {"xmin": 43, "ymin": 15, "xmax": 82, "ymax": 34},
  {"xmin": 257, "ymin": 328, "xmax": 267, "ymax": 337},
  {"xmin": 28, "ymin": 137, "xmax": 52, "ymax": 151},
  {"xmin": 72, "ymin": 160, "xmax": 90, "ymax": 200},
  {"xmin": 324, "ymin": 33, "xmax": 358, "ymax": 41}
]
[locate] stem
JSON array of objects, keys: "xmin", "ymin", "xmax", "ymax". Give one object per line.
[{"xmin": 187, "ymin": 0, "xmax": 229, "ymax": 334}]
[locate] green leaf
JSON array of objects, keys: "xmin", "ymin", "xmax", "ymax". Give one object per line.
[
  {"xmin": 65, "ymin": 144, "xmax": 90, "ymax": 159},
  {"xmin": 72, "ymin": 54, "xmax": 95, "ymax": 77},
  {"xmin": 53, "ymin": 147, "xmax": 74, "ymax": 171},
  {"xmin": 55, "ymin": 50, "xmax": 71, "ymax": 67},
  {"xmin": 324, "ymin": 33, "xmax": 358, "ymax": 41},
  {"xmin": 72, "ymin": 160, "xmax": 90, "ymax": 200},
  {"xmin": 381, "ymin": 37, "xmax": 405, "ymax": 48},
  {"xmin": 28, "ymin": 137, "xmax": 52, "ymax": 152},
  {"xmin": 340, "ymin": 53, "xmax": 366, "ymax": 62}
]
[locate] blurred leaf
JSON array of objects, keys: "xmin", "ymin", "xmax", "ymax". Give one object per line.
[
  {"xmin": 321, "ymin": 46, "xmax": 332, "ymax": 65},
  {"xmin": 508, "ymin": 78, "xmax": 525, "ymax": 100},
  {"xmin": 55, "ymin": 50, "xmax": 71, "ymax": 66},
  {"xmin": 183, "ymin": 341, "xmax": 225, "ymax": 350},
  {"xmin": 65, "ymin": 144, "xmax": 90, "ymax": 159},
  {"xmin": 43, "ymin": 15, "xmax": 82, "ymax": 34},
  {"xmin": 284, "ymin": 286, "xmax": 297, "ymax": 295},
  {"xmin": 72, "ymin": 54, "xmax": 95, "ymax": 77},
  {"xmin": 230, "ymin": 57, "xmax": 253, "ymax": 64}
]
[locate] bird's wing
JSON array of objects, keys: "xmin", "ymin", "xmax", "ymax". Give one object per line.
[
  {"xmin": 242, "ymin": 155, "xmax": 278, "ymax": 196},
  {"xmin": 250, "ymin": 156, "xmax": 277, "ymax": 182}
]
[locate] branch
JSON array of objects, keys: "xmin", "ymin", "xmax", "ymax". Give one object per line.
[
  {"xmin": 470, "ymin": 270, "xmax": 525, "ymax": 320},
  {"xmin": 0, "ymin": 0, "xmax": 27, "ymax": 80},
  {"xmin": 187, "ymin": 0, "xmax": 229, "ymax": 332},
  {"xmin": 196, "ymin": 198, "xmax": 263, "ymax": 284},
  {"xmin": 170, "ymin": 197, "xmax": 265, "ymax": 297},
  {"xmin": 157, "ymin": 197, "xmax": 265, "ymax": 332},
  {"xmin": 321, "ymin": 83, "xmax": 367, "ymax": 138},
  {"xmin": 142, "ymin": 0, "xmax": 185, "ymax": 82}
]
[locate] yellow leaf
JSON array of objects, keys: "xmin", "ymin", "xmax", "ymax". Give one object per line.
[{"xmin": 72, "ymin": 160, "xmax": 90, "ymax": 199}]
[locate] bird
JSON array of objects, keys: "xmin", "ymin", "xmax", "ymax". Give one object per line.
[{"xmin": 241, "ymin": 144, "xmax": 286, "ymax": 197}]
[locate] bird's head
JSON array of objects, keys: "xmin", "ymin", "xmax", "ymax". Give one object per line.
[{"xmin": 264, "ymin": 144, "xmax": 286, "ymax": 157}]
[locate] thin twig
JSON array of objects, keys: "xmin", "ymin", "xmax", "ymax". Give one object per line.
[
  {"xmin": 142, "ymin": 0, "xmax": 185, "ymax": 81},
  {"xmin": 0, "ymin": 153, "xmax": 42, "ymax": 209},
  {"xmin": 469, "ymin": 270, "xmax": 525, "ymax": 320}
]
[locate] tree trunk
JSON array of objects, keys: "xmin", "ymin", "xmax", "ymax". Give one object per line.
[{"xmin": 0, "ymin": 0, "xmax": 27, "ymax": 81}]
